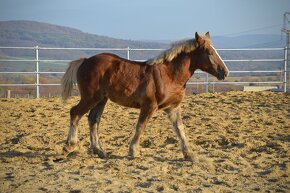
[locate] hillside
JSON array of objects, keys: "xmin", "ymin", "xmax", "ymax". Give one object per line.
[
  {"xmin": 0, "ymin": 20, "xmax": 168, "ymax": 48},
  {"xmin": 0, "ymin": 20, "xmax": 286, "ymax": 49},
  {"xmin": 213, "ymin": 34, "xmax": 285, "ymax": 48},
  {"xmin": 0, "ymin": 20, "xmax": 168, "ymax": 60}
]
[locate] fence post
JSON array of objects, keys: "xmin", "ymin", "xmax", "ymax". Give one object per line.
[
  {"xmin": 7, "ymin": 90, "xmax": 11, "ymax": 98},
  {"xmin": 127, "ymin": 47, "xmax": 130, "ymax": 60},
  {"xmin": 35, "ymin": 45, "xmax": 40, "ymax": 98},
  {"xmin": 284, "ymin": 46, "xmax": 288, "ymax": 93},
  {"xmin": 205, "ymin": 73, "xmax": 209, "ymax": 93}
]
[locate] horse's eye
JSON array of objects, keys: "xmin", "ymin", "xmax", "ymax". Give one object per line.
[
  {"xmin": 208, "ymin": 50, "xmax": 213, "ymax": 55},
  {"xmin": 204, "ymin": 48, "xmax": 213, "ymax": 55}
]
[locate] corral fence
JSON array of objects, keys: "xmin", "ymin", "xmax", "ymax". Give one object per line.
[{"xmin": 0, "ymin": 46, "xmax": 289, "ymax": 98}]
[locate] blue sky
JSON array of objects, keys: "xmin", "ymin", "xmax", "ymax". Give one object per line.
[{"xmin": 0, "ymin": 0, "xmax": 289, "ymax": 40}]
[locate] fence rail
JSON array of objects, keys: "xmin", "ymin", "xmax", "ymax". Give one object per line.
[{"xmin": 0, "ymin": 46, "xmax": 288, "ymax": 97}]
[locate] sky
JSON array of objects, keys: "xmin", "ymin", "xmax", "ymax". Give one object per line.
[{"xmin": 0, "ymin": 0, "xmax": 289, "ymax": 41}]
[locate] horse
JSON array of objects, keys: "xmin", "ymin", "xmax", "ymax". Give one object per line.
[{"xmin": 61, "ymin": 32, "xmax": 229, "ymax": 161}]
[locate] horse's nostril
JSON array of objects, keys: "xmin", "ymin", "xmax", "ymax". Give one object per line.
[{"xmin": 217, "ymin": 69, "xmax": 225, "ymax": 80}]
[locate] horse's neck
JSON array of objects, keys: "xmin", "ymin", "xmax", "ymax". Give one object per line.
[
  {"xmin": 165, "ymin": 54, "xmax": 195, "ymax": 85},
  {"xmin": 156, "ymin": 56, "xmax": 193, "ymax": 86}
]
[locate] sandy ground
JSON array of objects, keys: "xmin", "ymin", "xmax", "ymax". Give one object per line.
[{"xmin": 0, "ymin": 91, "xmax": 289, "ymax": 193}]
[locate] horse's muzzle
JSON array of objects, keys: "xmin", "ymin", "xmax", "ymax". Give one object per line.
[{"xmin": 217, "ymin": 68, "xmax": 228, "ymax": 80}]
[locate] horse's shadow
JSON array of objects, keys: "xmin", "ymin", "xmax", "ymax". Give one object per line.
[
  {"xmin": 0, "ymin": 148, "xmax": 191, "ymax": 164},
  {"xmin": 107, "ymin": 153, "xmax": 188, "ymax": 164},
  {"xmin": 0, "ymin": 150, "xmax": 59, "ymax": 159}
]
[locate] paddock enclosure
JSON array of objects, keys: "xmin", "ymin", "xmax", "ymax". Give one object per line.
[{"xmin": 0, "ymin": 91, "xmax": 289, "ymax": 192}]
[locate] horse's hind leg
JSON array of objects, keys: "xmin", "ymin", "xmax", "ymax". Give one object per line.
[
  {"xmin": 63, "ymin": 99, "xmax": 94, "ymax": 154},
  {"xmin": 88, "ymin": 97, "xmax": 108, "ymax": 159},
  {"xmin": 165, "ymin": 106, "xmax": 193, "ymax": 161}
]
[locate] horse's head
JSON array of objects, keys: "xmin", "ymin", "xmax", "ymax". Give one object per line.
[{"xmin": 194, "ymin": 32, "xmax": 229, "ymax": 80}]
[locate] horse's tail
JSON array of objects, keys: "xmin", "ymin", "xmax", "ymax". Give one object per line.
[{"xmin": 61, "ymin": 58, "xmax": 85, "ymax": 101}]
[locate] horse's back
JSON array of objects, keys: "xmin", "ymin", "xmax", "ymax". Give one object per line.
[
  {"xmin": 77, "ymin": 53, "xmax": 152, "ymax": 108},
  {"xmin": 81, "ymin": 53, "xmax": 146, "ymax": 71}
]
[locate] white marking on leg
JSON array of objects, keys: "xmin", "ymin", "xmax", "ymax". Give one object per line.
[{"xmin": 68, "ymin": 125, "xmax": 78, "ymax": 145}]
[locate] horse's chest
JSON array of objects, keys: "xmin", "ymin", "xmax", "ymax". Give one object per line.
[{"xmin": 157, "ymin": 88, "xmax": 185, "ymax": 109}]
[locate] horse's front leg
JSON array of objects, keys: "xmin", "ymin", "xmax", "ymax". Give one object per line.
[
  {"xmin": 129, "ymin": 104, "xmax": 157, "ymax": 159},
  {"xmin": 165, "ymin": 106, "xmax": 193, "ymax": 161}
]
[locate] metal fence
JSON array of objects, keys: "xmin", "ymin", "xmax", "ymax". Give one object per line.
[{"xmin": 0, "ymin": 46, "xmax": 288, "ymax": 98}]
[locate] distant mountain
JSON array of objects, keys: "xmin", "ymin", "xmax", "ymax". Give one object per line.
[
  {"xmin": 0, "ymin": 20, "xmax": 286, "ymax": 54},
  {"xmin": 0, "ymin": 20, "xmax": 169, "ymax": 48},
  {"xmin": 0, "ymin": 20, "xmax": 285, "ymax": 49},
  {"xmin": 212, "ymin": 34, "xmax": 285, "ymax": 48},
  {"xmin": 0, "ymin": 20, "xmax": 168, "ymax": 59},
  {"xmin": 0, "ymin": 20, "xmax": 285, "ymax": 71}
]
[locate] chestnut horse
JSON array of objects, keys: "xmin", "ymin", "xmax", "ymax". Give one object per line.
[{"xmin": 61, "ymin": 32, "xmax": 229, "ymax": 160}]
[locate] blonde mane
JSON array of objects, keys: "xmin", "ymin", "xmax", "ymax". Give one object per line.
[{"xmin": 146, "ymin": 38, "xmax": 198, "ymax": 65}]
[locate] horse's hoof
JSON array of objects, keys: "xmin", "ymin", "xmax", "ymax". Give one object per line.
[
  {"xmin": 91, "ymin": 148, "xmax": 107, "ymax": 159},
  {"xmin": 62, "ymin": 145, "xmax": 76, "ymax": 156},
  {"xmin": 96, "ymin": 150, "xmax": 107, "ymax": 159},
  {"xmin": 128, "ymin": 151, "xmax": 140, "ymax": 160},
  {"xmin": 128, "ymin": 154, "xmax": 135, "ymax": 160},
  {"xmin": 184, "ymin": 153, "xmax": 194, "ymax": 161}
]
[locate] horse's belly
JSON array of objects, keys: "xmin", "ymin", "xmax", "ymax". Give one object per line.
[
  {"xmin": 108, "ymin": 89, "xmax": 141, "ymax": 109},
  {"xmin": 106, "ymin": 75, "xmax": 145, "ymax": 108},
  {"xmin": 109, "ymin": 95, "xmax": 141, "ymax": 109}
]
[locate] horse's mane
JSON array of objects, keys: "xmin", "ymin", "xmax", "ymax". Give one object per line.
[{"xmin": 146, "ymin": 38, "xmax": 198, "ymax": 65}]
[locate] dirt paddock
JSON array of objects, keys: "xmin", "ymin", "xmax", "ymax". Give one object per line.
[{"xmin": 0, "ymin": 91, "xmax": 289, "ymax": 192}]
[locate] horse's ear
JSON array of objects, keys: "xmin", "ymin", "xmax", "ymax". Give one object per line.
[
  {"xmin": 205, "ymin": 31, "xmax": 210, "ymax": 39},
  {"xmin": 195, "ymin": 32, "xmax": 201, "ymax": 41},
  {"xmin": 195, "ymin": 32, "xmax": 204, "ymax": 46}
]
